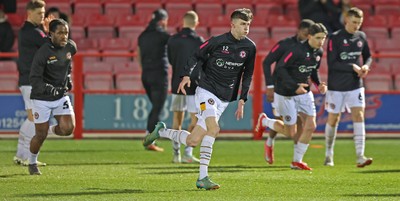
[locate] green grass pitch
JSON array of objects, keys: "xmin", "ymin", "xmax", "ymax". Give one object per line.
[{"xmin": 0, "ymin": 138, "xmax": 399, "ymax": 200}]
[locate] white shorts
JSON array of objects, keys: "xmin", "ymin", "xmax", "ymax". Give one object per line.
[
  {"xmin": 19, "ymin": 86, "xmax": 33, "ymax": 110},
  {"xmin": 32, "ymin": 96, "xmax": 75, "ymax": 124},
  {"xmin": 195, "ymin": 87, "xmax": 229, "ymax": 130},
  {"xmin": 275, "ymin": 91, "xmax": 316, "ymax": 125},
  {"xmin": 325, "ymin": 87, "xmax": 365, "ymax": 114},
  {"xmin": 170, "ymin": 94, "xmax": 197, "ymax": 113},
  {"xmin": 271, "ymin": 93, "xmax": 280, "ymax": 117}
]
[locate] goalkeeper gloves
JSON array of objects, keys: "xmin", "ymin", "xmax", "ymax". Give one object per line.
[{"xmin": 44, "ymin": 83, "xmax": 65, "ymax": 97}]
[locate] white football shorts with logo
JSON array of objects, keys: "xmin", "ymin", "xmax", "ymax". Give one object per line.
[
  {"xmin": 19, "ymin": 86, "xmax": 33, "ymax": 110},
  {"xmin": 271, "ymin": 93, "xmax": 281, "ymax": 117},
  {"xmin": 275, "ymin": 91, "xmax": 316, "ymax": 125},
  {"xmin": 32, "ymin": 96, "xmax": 75, "ymax": 124},
  {"xmin": 325, "ymin": 87, "xmax": 365, "ymax": 114},
  {"xmin": 170, "ymin": 94, "xmax": 197, "ymax": 113},
  {"xmin": 194, "ymin": 87, "xmax": 229, "ymax": 131}
]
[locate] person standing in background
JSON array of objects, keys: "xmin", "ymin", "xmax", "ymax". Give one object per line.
[
  {"xmin": 298, "ymin": 0, "xmax": 340, "ymax": 33},
  {"xmin": 167, "ymin": 11, "xmax": 204, "ymax": 164},
  {"xmin": 0, "ymin": 8, "xmax": 15, "ymax": 60},
  {"xmin": 14, "ymin": 0, "xmax": 53, "ymax": 167},
  {"xmin": 324, "ymin": 7, "xmax": 373, "ymax": 168},
  {"xmin": 137, "ymin": 9, "xmax": 170, "ymax": 152}
]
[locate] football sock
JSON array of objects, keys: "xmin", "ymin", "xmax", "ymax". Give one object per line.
[
  {"xmin": 29, "ymin": 152, "xmax": 38, "ymax": 165},
  {"xmin": 172, "ymin": 141, "xmax": 180, "ymax": 155},
  {"xmin": 293, "ymin": 142, "xmax": 309, "ymax": 162},
  {"xmin": 199, "ymin": 135, "xmax": 215, "ymax": 180},
  {"xmin": 325, "ymin": 124, "xmax": 338, "ymax": 157},
  {"xmin": 262, "ymin": 117, "xmax": 278, "ymax": 131},
  {"xmin": 266, "ymin": 136, "xmax": 274, "ymax": 147},
  {"xmin": 353, "ymin": 122, "xmax": 366, "ymax": 157},
  {"xmin": 159, "ymin": 129, "xmax": 189, "ymax": 146},
  {"xmin": 19, "ymin": 119, "xmax": 35, "ymax": 160},
  {"xmin": 184, "ymin": 146, "xmax": 193, "ymax": 156},
  {"xmin": 48, "ymin": 125, "xmax": 56, "ymax": 135}
]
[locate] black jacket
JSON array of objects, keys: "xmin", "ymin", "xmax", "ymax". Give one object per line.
[
  {"xmin": 168, "ymin": 28, "xmax": 204, "ymax": 95},
  {"xmin": 275, "ymin": 41, "xmax": 323, "ymax": 96},
  {"xmin": 17, "ymin": 21, "xmax": 49, "ymax": 86},
  {"xmin": 30, "ymin": 39, "xmax": 77, "ymax": 101},
  {"xmin": 327, "ymin": 29, "xmax": 372, "ymax": 91},
  {"xmin": 183, "ymin": 32, "xmax": 256, "ymax": 102}
]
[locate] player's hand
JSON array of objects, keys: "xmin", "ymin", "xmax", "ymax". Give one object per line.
[
  {"xmin": 42, "ymin": 14, "xmax": 55, "ymax": 34},
  {"xmin": 352, "ymin": 64, "xmax": 363, "ymax": 77},
  {"xmin": 66, "ymin": 76, "xmax": 73, "ymax": 91},
  {"xmin": 266, "ymin": 88, "xmax": 274, "ymax": 102},
  {"xmin": 177, "ymin": 76, "xmax": 191, "ymax": 95},
  {"xmin": 318, "ymin": 82, "xmax": 327, "ymax": 94},
  {"xmin": 235, "ymin": 99, "xmax": 245, "ymax": 120},
  {"xmin": 295, "ymin": 83, "xmax": 308, "ymax": 94},
  {"xmin": 44, "ymin": 84, "xmax": 64, "ymax": 97},
  {"xmin": 359, "ymin": 65, "xmax": 370, "ymax": 78}
]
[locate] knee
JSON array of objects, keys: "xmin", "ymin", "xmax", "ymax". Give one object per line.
[
  {"xmin": 208, "ymin": 126, "xmax": 220, "ymax": 137},
  {"xmin": 59, "ymin": 123, "xmax": 75, "ymax": 136},
  {"xmin": 186, "ymin": 136, "xmax": 201, "ymax": 147},
  {"xmin": 303, "ymin": 122, "xmax": 317, "ymax": 133}
]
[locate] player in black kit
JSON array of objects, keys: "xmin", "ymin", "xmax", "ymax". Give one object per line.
[
  {"xmin": 323, "ymin": 7, "xmax": 373, "ymax": 168},
  {"xmin": 167, "ymin": 11, "xmax": 204, "ymax": 164},
  {"xmin": 258, "ymin": 19, "xmax": 314, "ymax": 165},
  {"xmin": 14, "ymin": 0, "xmax": 54, "ymax": 167},
  {"xmin": 144, "ymin": 8, "xmax": 256, "ymax": 190},
  {"xmin": 256, "ymin": 23, "xmax": 328, "ymax": 171},
  {"xmin": 28, "ymin": 19, "xmax": 76, "ymax": 175}
]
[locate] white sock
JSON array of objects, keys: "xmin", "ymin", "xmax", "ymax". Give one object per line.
[
  {"xmin": 266, "ymin": 136, "xmax": 275, "ymax": 147},
  {"xmin": 159, "ymin": 128, "xmax": 189, "ymax": 146},
  {"xmin": 48, "ymin": 125, "xmax": 57, "ymax": 135},
  {"xmin": 16, "ymin": 134, "xmax": 25, "ymax": 159},
  {"xmin": 184, "ymin": 146, "xmax": 193, "ymax": 156},
  {"xmin": 19, "ymin": 119, "xmax": 35, "ymax": 160},
  {"xmin": 262, "ymin": 117, "xmax": 278, "ymax": 131},
  {"xmin": 172, "ymin": 141, "xmax": 180, "ymax": 155},
  {"xmin": 353, "ymin": 122, "xmax": 366, "ymax": 157},
  {"xmin": 325, "ymin": 124, "xmax": 337, "ymax": 157},
  {"xmin": 29, "ymin": 152, "xmax": 38, "ymax": 165},
  {"xmin": 199, "ymin": 135, "xmax": 215, "ymax": 180},
  {"xmin": 293, "ymin": 143, "xmax": 309, "ymax": 162}
]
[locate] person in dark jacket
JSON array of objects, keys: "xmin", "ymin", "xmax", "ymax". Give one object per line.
[
  {"xmin": 144, "ymin": 8, "xmax": 256, "ymax": 190},
  {"xmin": 167, "ymin": 11, "xmax": 204, "ymax": 164},
  {"xmin": 0, "ymin": 8, "xmax": 15, "ymax": 60},
  {"xmin": 137, "ymin": 8, "xmax": 170, "ymax": 152},
  {"xmin": 256, "ymin": 23, "xmax": 328, "ymax": 171},
  {"xmin": 14, "ymin": 0, "xmax": 53, "ymax": 167},
  {"xmin": 28, "ymin": 19, "xmax": 76, "ymax": 175},
  {"xmin": 298, "ymin": 0, "xmax": 340, "ymax": 33},
  {"xmin": 257, "ymin": 19, "xmax": 314, "ymax": 165},
  {"xmin": 324, "ymin": 7, "xmax": 373, "ymax": 168}
]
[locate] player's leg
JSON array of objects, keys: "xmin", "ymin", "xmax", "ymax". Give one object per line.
[
  {"xmin": 170, "ymin": 94, "xmax": 186, "ymax": 163},
  {"xmin": 324, "ymin": 90, "xmax": 344, "ymax": 166},
  {"xmin": 347, "ymin": 88, "xmax": 372, "ymax": 167},
  {"xmin": 182, "ymin": 95, "xmax": 200, "ymax": 163}
]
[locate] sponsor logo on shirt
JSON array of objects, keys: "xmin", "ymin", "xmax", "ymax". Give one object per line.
[
  {"xmin": 298, "ymin": 64, "xmax": 317, "ymax": 73},
  {"xmin": 340, "ymin": 51, "xmax": 362, "ymax": 60},
  {"xmin": 47, "ymin": 56, "xmax": 58, "ymax": 64},
  {"xmin": 215, "ymin": 59, "xmax": 244, "ymax": 70}
]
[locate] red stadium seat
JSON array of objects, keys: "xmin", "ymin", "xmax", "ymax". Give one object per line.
[
  {"xmin": 247, "ymin": 27, "xmax": 268, "ymax": 44},
  {"xmin": 46, "ymin": 2, "xmax": 71, "ymax": 14},
  {"xmin": 285, "ymin": 4, "xmax": 300, "ymax": 21},
  {"xmin": 375, "ymin": 38, "xmax": 400, "ymax": 52},
  {"xmin": 195, "ymin": 26, "xmax": 209, "ymax": 39},
  {"xmin": 0, "ymin": 61, "xmax": 17, "ymax": 73},
  {"xmin": 134, "ymin": 2, "xmax": 162, "ymax": 17},
  {"xmin": 118, "ymin": 26, "xmax": 143, "ymax": 49},
  {"xmin": 70, "ymin": 26, "xmax": 86, "ymax": 39},
  {"xmin": 388, "ymin": 14, "xmax": 400, "ymax": 28},
  {"xmin": 83, "ymin": 61, "xmax": 113, "ymax": 73},
  {"xmin": 99, "ymin": 38, "xmax": 132, "ymax": 51},
  {"xmin": 113, "ymin": 61, "xmax": 141, "ymax": 74},
  {"xmin": 270, "ymin": 26, "xmax": 297, "ymax": 40},
  {"xmin": 255, "ymin": 3, "xmax": 284, "ymax": 17},
  {"xmin": 115, "ymin": 15, "xmax": 148, "ymax": 27},
  {"xmin": 87, "ymin": 26, "xmax": 115, "ymax": 38},
  {"xmin": 375, "ymin": 5, "xmax": 400, "ymax": 16},
  {"xmin": 74, "ymin": 38, "xmax": 98, "ymax": 50},
  {"xmin": 0, "ymin": 73, "xmax": 18, "ymax": 90},
  {"xmin": 115, "ymin": 73, "xmax": 143, "ymax": 90},
  {"xmin": 102, "ymin": 50, "xmax": 133, "ymax": 63},
  {"xmin": 74, "ymin": 2, "xmax": 102, "ymax": 15},
  {"xmin": 207, "ymin": 14, "xmax": 230, "ymax": 28},
  {"xmin": 209, "ymin": 27, "xmax": 228, "ymax": 37},
  {"xmin": 104, "ymin": 2, "xmax": 133, "ymax": 18},
  {"xmin": 6, "ymin": 13, "xmax": 25, "ymax": 28},
  {"xmin": 196, "ymin": 0, "xmax": 223, "ymax": 3},
  {"xmin": 362, "ymin": 15, "xmax": 387, "ymax": 28},
  {"xmin": 362, "ymin": 27, "xmax": 389, "ymax": 40},
  {"xmin": 70, "ymin": 14, "xmax": 87, "ymax": 27},
  {"xmin": 196, "ymin": 3, "xmax": 223, "ymax": 20},
  {"xmin": 364, "ymin": 73, "xmax": 393, "ymax": 91},
  {"xmin": 224, "ymin": 0, "xmax": 253, "ymax": 3},
  {"xmin": 84, "ymin": 73, "xmax": 114, "ymax": 90},
  {"xmin": 225, "ymin": 3, "xmax": 253, "ymax": 16},
  {"xmin": 267, "ymin": 15, "xmax": 297, "ymax": 28},
  {"xmin": 373, "ymin": 0, "xmax": 400, "ymax": 5},
  {"xmin": 80, "ymin": 49, "xmax": 101, "ymax": 62}
]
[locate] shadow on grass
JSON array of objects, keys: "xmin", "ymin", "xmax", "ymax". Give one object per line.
[
  {"xmin": 0, "ymin": 174, "xmax": 27, "ymax": 178},
  {"xmin": 140, "ymin": 165, "xmax": 288, "ymax": 170},
  {"xmin": 355, "ymin": 169, "xmax": 400, "ymax": 174},
  {"xmin": 343, "ymin": 193, "xmax": 400, "ymax": 197},
  {"xmin": 49, "ymin": 162, "xmax": 142, "ymax": 166}
]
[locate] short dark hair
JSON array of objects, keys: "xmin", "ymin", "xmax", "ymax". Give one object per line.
[
  {"xmin": 309, "ymin": 23, "xmax": 328, "ymax": 36},
  {"xmin": 49, "ymin": 18, "xmax": 68, "ymax": 33},
  {"xmin": 347, "ymin": 7, "xmax": 363, "ymax": 18},
  {"xmin": 298, "ymin": 19, "xmax": 314, "ymax": 30},
  {"xmin": 26, "ymin": 0, "xmax": 45, "ymax": 11},
  {"xmin": 230, "ymin": 8, "xmax": 253, "ymax": 22}
]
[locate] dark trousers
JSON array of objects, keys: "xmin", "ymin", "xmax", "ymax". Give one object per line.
[{"xmin": 142, "ymin": 73, "xmax": 168, "ymax": 132}]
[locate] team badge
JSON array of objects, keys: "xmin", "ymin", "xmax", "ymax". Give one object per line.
[
  {"xmin": 285, "ymin": 115, "xmax": 291, "ymax": 122},
  {"xmin": 66, "ymin": 52, "xmax": 71, "ymax": 60},
  {"xmin": 357, "ymin": 41, "xmax": 363, "ymax": 47},
  {"xmin": 208, "ymin": 98, "xmax": 215, "ymax": 105},
  {"xmin": 330, "ymin": 103, "xmax": 336, "ymax": 110},
  {"xmin": 239, "ymin": 51, "xmax": 246, "ymax": 58},
  {"xmin": 316, "ymin": 56, "xmax": 321, "ymax": 62},
  {"xmin": 34, "ymin": 112, "xmax": 39, "ymax": 119}
]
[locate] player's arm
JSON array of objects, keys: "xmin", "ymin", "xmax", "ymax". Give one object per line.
[
  {"xmin": 311, "ymin": 50, "xmax": 327, "ymax": 94},
  {"xmin": 327, "ymin": 36, "xmax": 354, "ymax": 73},
  {"xmin": 240, "ymin": 45, "xmax": 257, "ymax": 103},
  {"xmin": 263, "ymin": 42, "xmax": 283, "ymax": 87}
]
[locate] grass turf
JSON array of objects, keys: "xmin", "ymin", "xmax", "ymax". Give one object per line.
[{"xmin": 0, "ymin": 138, "xmax": 399, "ymax": 201}]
